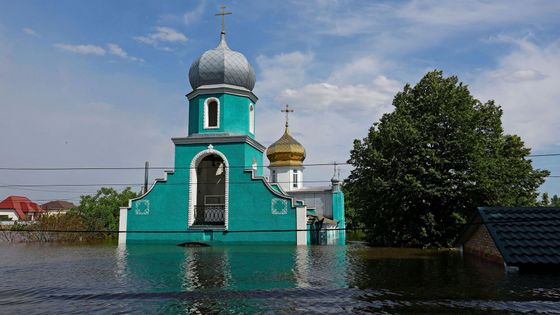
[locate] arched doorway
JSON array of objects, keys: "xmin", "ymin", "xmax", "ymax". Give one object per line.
[{"xmin": 189, "ymin": 149, "xmax": 228, "ymax": 227}]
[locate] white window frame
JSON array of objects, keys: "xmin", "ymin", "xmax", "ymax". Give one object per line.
[
  {"xmin": 249, "ymin": 103, "xmax": 255, "ymax": 134},
  {"xmin": 188, "ymin": 146, "xmax": 229, "ymax": 229},
  {"xmin": 204, "ymin": 97, "xmax": 220, "ymax": 129},
  {"xmin": 292, "ymin": 169, "xmax": 298, "ymax": 188}
]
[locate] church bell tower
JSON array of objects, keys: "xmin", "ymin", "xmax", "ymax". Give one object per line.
[
  {"xmin": 186, "ymin": 5, "xmax": 257, "ymax": 138},
  {"xmin": 266, "ymin": 105, "xmax": 306, "ymax": 192}
]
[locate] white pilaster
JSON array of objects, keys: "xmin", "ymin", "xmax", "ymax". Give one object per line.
[
  {"xmin": 296, "ymin": 205, "xmax": 307, "ymax": 245},
  {"xmin": 118, "ymin": 207, "xmax": 128, "ymax": 244}
]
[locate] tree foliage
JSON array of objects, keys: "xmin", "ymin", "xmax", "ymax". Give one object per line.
[
  {"xmin": 540, "ymin": 192, "xmax": 560, "ymax": 207},
  {"xmin": 346, "ymin": 70, "xmax": 549, "ymax": 247},
  {"xmin": 72, "ymin": 187, "xmax": 138, "ymax": 236}
]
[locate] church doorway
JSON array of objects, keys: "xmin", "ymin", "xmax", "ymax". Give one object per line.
[{"xmin": 193, "ymin": 154, "xmax": 226, "ymax": 226}]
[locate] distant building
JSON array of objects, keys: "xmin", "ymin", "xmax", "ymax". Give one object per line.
[
  {"xmin": 41, "ymin": 200, "xmax": 75, "ymax": 216},
  {"xmin": 458, "ymin": 207, "xmax": 560, "ymax": 270},
  {"xmin": 0, "ymin": 196, "xmax": 43, "ymax": 221}
]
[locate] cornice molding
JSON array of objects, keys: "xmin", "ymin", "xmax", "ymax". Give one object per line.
[
  {"xmin": 187, "ymin": 84, "xmax": 258, "ymax": 103},
  {"xmin": 172, "ymin": 134, "xmax": 266, "ymax": 152}
]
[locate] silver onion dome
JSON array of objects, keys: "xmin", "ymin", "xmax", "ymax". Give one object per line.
[{"xmin": 189, "ymin": 34, "xmax": 256, "ymax": 91}]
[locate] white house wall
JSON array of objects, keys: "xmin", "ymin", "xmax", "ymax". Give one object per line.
[
  {"xmin": 0, "ymin": 209, "xmax": 20, "ymax": 221},
  {"xmin": 289, "ymin": 190, "xmax": 333, "ymax": 219},
  {"xmin": 269, "ymin": 166, "xmax": 303, "ymax": 192}
]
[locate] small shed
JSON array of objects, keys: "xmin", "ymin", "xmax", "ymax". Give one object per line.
[{"xmin": 458, "ymin": 207, "xmax": 560, "ymax": 270}]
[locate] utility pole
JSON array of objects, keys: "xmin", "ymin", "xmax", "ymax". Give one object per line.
[{"xmin": 143, "ymin": 161, "xmax": 149, "ymax": 194}]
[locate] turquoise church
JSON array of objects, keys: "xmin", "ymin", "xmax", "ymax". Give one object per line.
[{"xmin": 118, "ymin": 22, "xmax": 345, "ymax": 245}]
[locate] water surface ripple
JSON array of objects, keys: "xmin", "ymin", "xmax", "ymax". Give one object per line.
[{"xmin": 1, "ymin": 243, "xmax": 560, "ymax": 314}]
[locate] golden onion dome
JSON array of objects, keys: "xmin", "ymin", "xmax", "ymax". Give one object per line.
[{"xmin": 266, "ymin": 127, "xmax": 306, "ymax": 167}]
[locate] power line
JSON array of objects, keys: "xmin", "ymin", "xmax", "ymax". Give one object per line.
[
  {"xmin": 0, "ymin": 151, "xmax": 558, "ymax": 172},
  {"xmin": 0, "ymin": 180, "xmax": 342, "ymax": 188},
  {"xmin": 0, "ymin": 162, "xmax": 350, "ymax": 171},
  {"xmin": 3, "ymin": 218, "xmax": 559, "ymax": 235},
  {"xmin": 1, "ymin": 175, "xmax": 560, "ymax": 190},
  {"xmin": 529, "ymin": 153, "xmax": 560, "ymax": 157}
]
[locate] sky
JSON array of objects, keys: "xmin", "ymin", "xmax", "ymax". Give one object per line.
[{"xmin": 1, "ymin": 0, "xmax": 560, "ymax": 204}]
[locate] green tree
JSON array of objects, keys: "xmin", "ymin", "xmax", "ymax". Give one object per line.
[
  {"xmin": 552, "ymin": 195, "xmax": 560, "ymax": 207},
  {"xmin": 346, "ymin": 70, "xmax": 549, "ymax": 247},
  {"xmin": 539, "ymin": 192, "xmax": 560, "ymax": 207},
  {"xmin": 72, "ymin": 187, "xmax": 138, "ymax": 236},
  {"xmin": 540, "ymin": 192, "xmax": 550, "ymax": 206}
]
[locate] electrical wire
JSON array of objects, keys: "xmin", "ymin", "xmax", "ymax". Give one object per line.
[{"xmin": 3, "ymin": 218, "xmax": 559, "ymax": 234}]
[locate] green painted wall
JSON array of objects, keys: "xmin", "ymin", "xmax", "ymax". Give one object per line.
[
  {"xmin": 332, "ymin": 190, "xmax": 346, "ymax": 244},
  {"xmin": 125, "ymin": 141, "xmax": 296, "ymax": 244},
  {"xmin": 332, "ymin": 191, "xmax": 345, "ymax": 226},
  {"xmin": 188, "ymin": 93, "xmax": 255, "ymax": 138}
]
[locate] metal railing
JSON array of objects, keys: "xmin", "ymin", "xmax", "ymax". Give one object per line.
[{"xmin": 193, "ymin": 205, "xmax": 225, "ymax": 226}]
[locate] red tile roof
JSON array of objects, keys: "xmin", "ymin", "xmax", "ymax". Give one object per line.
[{"xmin": 0, "ymin": 196, "xmax": 43, "ymax": 220}]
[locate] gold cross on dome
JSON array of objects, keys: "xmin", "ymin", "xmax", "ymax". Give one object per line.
[
  {"xmin": 215, "ymin": 5, "xmax": 232, "ymax": 35},
  {"xmin": 281, "ymin": 104, "xmax": 294, "ymax": 128}
]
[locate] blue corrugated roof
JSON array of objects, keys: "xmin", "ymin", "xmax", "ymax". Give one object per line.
[{"xmin": 479, "ymin": 207, "xmax": 560, "ymax": 266}]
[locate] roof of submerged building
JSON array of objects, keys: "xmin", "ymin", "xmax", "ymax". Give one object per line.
[{"xmin": 460, "ymin": 207, "xmax": 560, "ymax": 266}]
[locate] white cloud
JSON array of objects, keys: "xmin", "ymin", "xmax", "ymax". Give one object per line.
[
  {"xmin": 255, "ymin": 51, "xmax": 314, "ymax": 98},
  {"xmin": 286, "ymin": 0, "xmax": 560, "ymax": 58},
  {"xmin": 327, "ymin": 56, "xmax": 388, "ymax": 85},
  {"xmin": 135, "ymin": 27, "xmax": 188, "ymax": 49},
  {"xmin": 54, "ymin": 43, "xmax": 106, "ymax": 56},
  {"xmin": 254, "ymin": 50, "xmax": 402, "ymax": 183},
  {"xmin": 257, "ymin": 52, "xmax": 399, "ymax": 115},
  {"xmin": 183, "ymin": 1, "xmax": 206, "ymax": 25},
  {"xmin": 107, "ymin": 43, "xmax": 144, "ymax": 62},
  {"xmin": 280, "ymin": 76, "xmax": 399, "ymax": 114},
  {"xmin": 472, "ymin": 38, "xmax": 560, "ymax": 149},
  {"xmin": 22, "ymin": 27, "xmax": 38, "ymax": 37}
]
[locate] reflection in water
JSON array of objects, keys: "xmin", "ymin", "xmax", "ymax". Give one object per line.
[
  {"xmin": 1, "ymin": 243, "xmax": 560, "ymax": 314},
  {"xmin": 120, "ymin": 245, "xmax": 348, "ymax": 291}
]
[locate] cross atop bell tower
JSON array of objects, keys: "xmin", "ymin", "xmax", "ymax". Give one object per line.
[
  {"xmin": 281, "ymin": 104, "xmax": 294, "ymax": 128},
  {"xmin": 215, "ymin": 5, "xmax": 232, "ymax": 35}
]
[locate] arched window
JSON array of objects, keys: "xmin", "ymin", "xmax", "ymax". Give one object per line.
[
  {"xmin": 204, "ymin": 98, "xmax": 219, "ymax": 129},
  {"xmin": 189, "ymin": 148, "xmax": 229, "ymax": 229},
  {"xmin": 249, "ymin": 103, "xmax": 255, "ymax": 134}
]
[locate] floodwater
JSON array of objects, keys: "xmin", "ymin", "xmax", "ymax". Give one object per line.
[{"xmin": 1, "ymin": 243, "xmax": 560, "ymax": 314}]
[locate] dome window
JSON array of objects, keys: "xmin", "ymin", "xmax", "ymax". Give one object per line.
[{"xmin": 204, "ymin": 98, "xmax": 220, "ymax": 129}]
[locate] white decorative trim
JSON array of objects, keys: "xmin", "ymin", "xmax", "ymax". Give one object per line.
[
  {"xmin": 172, "ymin": 135, "xmax": 266, "ymax": 152},
  {"xmin": 252, "ymin": 156, "xmax": 257, "ymax": 172},
  {"xmin": 296, "ymin": 206, "xmax": 307, "ymax": 245},
  {"xmin": 203, "ymin": 97, "xmax": 220, "ymax": 129},
  {"xmin": 122, "ymin": 170, "xmax": 175, "ymax": 209},
  {"xmin": 134, "ymin": 200, "xmax": 150, "ymax": 215},
  {"xmin": 243, "ymin": 169, "xmax": 304, "ymax": 209},
  {"xmin": 249, "ymin": 103, "xmax": 255, "ymax": 134},
  {"xmin": 118, "ymin": 170, "xmax": 174, "ymax": 244},
  {"xmin": 118, "ymin": 207, "xmax": 128, "ymax": 244},
  {"xmin": 188, "ymin": 146, "xmax": 229, "ymax": 230},
  {"xmin": 186, "ymin": 84, "xmax": 258, "ymax": 103},
  {"xmin": 271, "ymin": 198, "xmax": 288, "ymax": 215}
]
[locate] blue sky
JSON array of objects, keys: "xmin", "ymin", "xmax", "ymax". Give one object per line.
[{"xmin": 1, "ymin": 0, "xmax": 560, "ymax": 203}]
